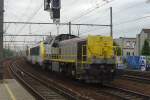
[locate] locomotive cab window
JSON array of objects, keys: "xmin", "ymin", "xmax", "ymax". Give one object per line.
[{"xmin": 52, "ymin": 42, "xmax": 59, "ymax": 47}]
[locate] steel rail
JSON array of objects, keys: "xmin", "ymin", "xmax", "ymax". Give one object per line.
[
  {"xmin": 14, "ymin": 61, "xmax": 88, "ymax": 100},
  {"xmin": 9, "ymin": 62, "xmax": 68, "ymax": 100},
  {"xmin": 10, "ymin": 60, "xmax": 86, "ymax": 100},
  {"xmin": 101, "ymin": 84, "xmax": 150, "ymax": 100},
  {"xmin": 9, "ymin": 62, "xmax": 46, "ymax": 100},
  {"xmin": 121, "ymin": 74, "xmax": 150, "ymax": 84}
]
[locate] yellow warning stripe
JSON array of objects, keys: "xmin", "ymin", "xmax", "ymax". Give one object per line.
[{"xmin": 4, "ymin": 83, "xmax": 16, "ymax": 100}]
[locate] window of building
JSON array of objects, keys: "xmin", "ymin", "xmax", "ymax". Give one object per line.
[{"xmin": 126, "ymin": 52, "xmax": 130, "ymax": 56}]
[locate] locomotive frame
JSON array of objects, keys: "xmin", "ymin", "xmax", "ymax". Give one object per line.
[{"xmin": 27, "ymin": 34, "xmax": 116, "ymax": 83}]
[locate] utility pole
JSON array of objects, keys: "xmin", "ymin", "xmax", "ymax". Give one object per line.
[
  {"xmin": 0, "ymin": 0, "xmax": 4, "ymax": 80},
  {"xmin": 56, "ymin": 24, "xmax": 59, "ymax": 35},
  {"xmin": 49, "ymin": 32, "xmax": 51, "ymax": 36},
  {"xmin": 77, "ymin": 25, "xmax": 80, "ymax": 37},
  {"xmin": 110, "ymin": 7, "xmax": 113, "ymax": 38},
  {"xmin": 26, "ymin": 45, "xmax": 29, "ymax": 56},
  {"xmin": 69, "ymin": 22, "xmax": 71, "ymax": 35}
]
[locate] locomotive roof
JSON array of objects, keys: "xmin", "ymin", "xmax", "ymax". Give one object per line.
[
  {"xmin": 44, "ymin": 34, "xmax": 78, "ymax": 43},
  {"xmin": 59, "ymin": 37, "xmax": 86, "ymax": 45},
  {"xmin": 29, "ymin": 34, "xmax": 78, "ymax": 48},
  {"xmin": 56, "ymin": 34, "xmax": 78, "ymax": 37},
  {"xmin": 55, "ymin": 34, "xmax": 78, "ymax": 41}
]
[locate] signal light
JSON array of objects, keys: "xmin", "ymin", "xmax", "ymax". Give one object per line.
[{"xmin": 44, "ymin": 0, "xmax": 61, "ymax": 23}]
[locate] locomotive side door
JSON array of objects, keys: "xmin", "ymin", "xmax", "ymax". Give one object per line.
[{"xmin": 77, "ymin": 40, "xmax": 87, "ymax": 63}]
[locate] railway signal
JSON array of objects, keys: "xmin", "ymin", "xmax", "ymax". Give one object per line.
[{"xmin": 44, "ymin": 0, "xmax": 61, "ymax": 23}]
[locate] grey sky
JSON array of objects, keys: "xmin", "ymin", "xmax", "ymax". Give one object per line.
[{"xmin": 3, "ymin": 0, "xmax": 150, "ymax": 49}]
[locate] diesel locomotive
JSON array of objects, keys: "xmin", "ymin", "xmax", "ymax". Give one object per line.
[{"xmin": 27, "ymin": 34, "xmax": 116, "ymax": 83}]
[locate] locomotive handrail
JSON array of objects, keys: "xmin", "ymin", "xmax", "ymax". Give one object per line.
[{"xmin": 113, "ymin": 46, "xmax": 123, "ymax": 56}]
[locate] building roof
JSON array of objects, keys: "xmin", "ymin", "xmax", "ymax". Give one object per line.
[
  {"xmin": 120, "ymin": 37, "xmax": 136, "ymax": 39},
  {"xmin": 142, "ymin": 29, "xmax": 150, "ymax": 33},
  {"xmin": 114, "ymin": 37, "xmax": 136, "ymax": 40}
]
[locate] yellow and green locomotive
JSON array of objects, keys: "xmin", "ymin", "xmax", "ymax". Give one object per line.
[{"xmin": 27, "ymin": 34, "xmax": 116, "ymax": 83}]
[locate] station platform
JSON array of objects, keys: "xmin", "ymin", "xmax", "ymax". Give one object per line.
[{"xmin": 0, "ymin": 79, "xmax": 35, "ymax": 100}]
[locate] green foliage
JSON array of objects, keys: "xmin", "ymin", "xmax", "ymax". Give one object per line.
[
  {"xmin": 141, "ymin": 39, "xmax": 150, "ymax": 56},
  {"xmin": 113, "ymin": 42, "xmax": 122, "ymax": 56},
  {"xmin": 3, "ymin": 49, "xmax": 14, "ymax": 58}
]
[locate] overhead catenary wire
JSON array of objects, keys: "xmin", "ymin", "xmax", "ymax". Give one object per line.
[
  {"xmin": 79, "ymin": 1, "xmax": 150, "ymax": 35},
  {"xmin": 25, "ymin": 0, "xmax": 114, "ymax": 36},
  {"xmin": 4, "ymin": 0, "xmax": 30, "ymax": 50},
  {"xmin": 6, "ymin": 1, "xmax": 43, "ymax": 51},
  {"xmin": 5, "ymin": 0, "xmax": 150, "ymax": 49},
  {"xmin": 88, "ymin": 1, "xmax": 146, "ymax": 25},
  {"xmin": 4, "ymin": 21, "xmax": 110, "ymax": 27},
  {"xmin": 70, "ymin": 0, "xmax": 115, "ymax": 22},
  {"xmin": 78, "ymin": 1, "xmax": 144, "ymax": 26},
  {"xmin": 4, "ymin": 0, "xmax": 34, "ymax": 34},
  {"xmin": 68, "ymin": 1, "xmax": 150, "ymax": 37},
  {"xmin": 55, "ymin": 0, "xmax": 114, "ymax": 35},
  {"xmin": 80, "ymin": 15, "xmax": 150, "ymax": 35},
  {"xmin": 16, "ymin": 3, "xmax": 43, "ymax": 34},
  {"xmin": 10, "ymin": 3, "xmax": 43, "ymax": 50},
  {"xmin": 30, "ymin": 0, "xmax": 145, "ymax": 37}
]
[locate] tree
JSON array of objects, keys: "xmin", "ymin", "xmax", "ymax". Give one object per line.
[
  {"xmin": 113, "ymin": 42, "xmax": 122, "ymax": 56},
  {"xmin": 141, "ymin": 39, "xmax": 150, "ymax": 56},
  {"xmin": 3, "ymin": 49, "xmax": 14, "ymax": 58}
]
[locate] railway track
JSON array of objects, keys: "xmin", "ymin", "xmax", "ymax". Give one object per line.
[
  {"xmin": 121, "ymin": 74, "xmax": 150, "ymax": 84},
  {"xmin": 97, "ymin": 84, "xmax": 150, "ymax": 100},
  {"xmin": 9, "ymin": 59, "xmax": 150, "ymax": 100},
  {"xmin": 119, "ymin": 69, "xmax": 150, "ymax": 84},
  {"xmin": 123, "ymin": 69, "xmax": 150, "ymax": 78},
  {"xmin": 9, "ymin": 61, "xmax": 77, "ymax": 100}
]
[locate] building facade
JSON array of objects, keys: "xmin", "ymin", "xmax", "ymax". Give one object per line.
[
  {"xmin": 135, "ymin": 29, "xmax": 150, "ymax": 56},
  {"xmin": 114, "ymin": 37, "xmax": 136, "ymax": 57}
]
